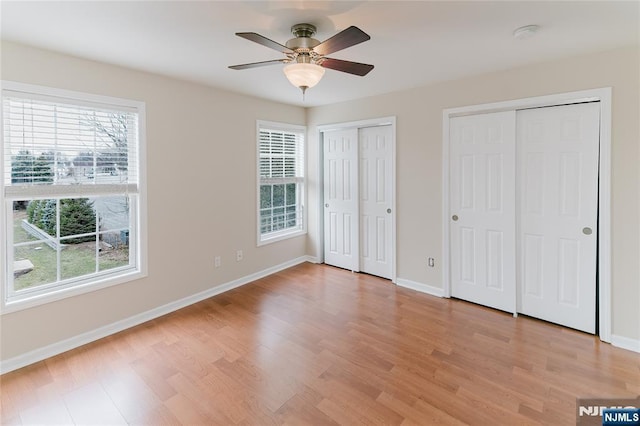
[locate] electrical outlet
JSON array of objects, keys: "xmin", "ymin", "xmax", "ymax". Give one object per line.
[
  {"xmin": 236, "ymin": 250, "xmax": 243, "ymax": 262},
  {"xmin": 428, "ymin": 257, "xmax": 435, "ymax": 267},
  {"xmin": 214, "ymin": 256, "xmax": 221, "ymax": 268}
]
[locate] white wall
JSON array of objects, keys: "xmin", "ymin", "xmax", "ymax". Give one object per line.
[
  {"xmin": 0, "ymin": 41, "xmax": 307, "ymax": 362},
  {"xmin": 306, "ymin": 45, "xmax": 640, "ymax": 343}
]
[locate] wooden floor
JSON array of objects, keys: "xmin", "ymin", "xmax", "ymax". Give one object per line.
[{"xmin": 1, "ymin": 263, "xmax": 638, "ymax": 425}]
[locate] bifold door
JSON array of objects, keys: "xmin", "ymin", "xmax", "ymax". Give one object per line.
[{"xmin": 449, "ymin": 103, "xmax": 599, "ymax": 334}]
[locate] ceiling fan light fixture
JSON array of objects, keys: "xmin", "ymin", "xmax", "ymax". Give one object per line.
[
  {"xmin": 283, "ymin": 62, "xmax": 325, "ymax": 94},
  {"xmin": 230, "ymin": 23, "xmax": 373, "ymax": 99}
]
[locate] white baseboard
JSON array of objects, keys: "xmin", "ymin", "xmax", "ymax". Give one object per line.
[
  {"xmin": 0, "ymin": 256, "xmax": 313, "ymax": 374},
  {"xmin": 611, "ymin": 334, "xmax": 640, "ymax": 353},
  {"xmin": 396, "ymin": 278, "xmax": 445, "ymax": 298},
  {"xmin": 305, "ymin": 255, "xmax": 321, "ymax": 264}
]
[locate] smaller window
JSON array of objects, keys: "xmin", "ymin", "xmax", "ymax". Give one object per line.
[{"xmin": 257, "ymin": 121, "xmax": 305, "ymax": 245}]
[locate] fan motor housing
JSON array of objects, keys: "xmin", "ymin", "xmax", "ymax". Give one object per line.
[{"xmin": 286, "ymin": 23, "xmax": 321, "ymax": 50}]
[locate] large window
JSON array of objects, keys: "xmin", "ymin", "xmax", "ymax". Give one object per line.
[
  {"xmin": 1, "ymin": 82, "xmax": 146, "ymax": 312},
  {"xmin": 257, "ymin": 121, "xmax": 305, "ymax": 245}
]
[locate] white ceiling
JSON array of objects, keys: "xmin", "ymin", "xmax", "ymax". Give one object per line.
[{"xmin": 1, "ymin": 1, "xmax": 638, "ymax": 107}]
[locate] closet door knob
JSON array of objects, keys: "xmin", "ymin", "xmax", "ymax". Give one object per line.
[
  {"xmin": 583, "ymin": 227, "xmax": 592, "ymax": 235},
  {"xmin": 452, "ymin": 215, "xmax": 459, "ymax": 221}
]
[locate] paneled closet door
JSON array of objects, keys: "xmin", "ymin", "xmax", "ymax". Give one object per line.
[
  {"xmin": 359, "ymin": 125, "xmax": 393, "ymax": 279},
  {"xmin": 450, "ymin": 111, "xmax": 517, "ymax": 313},
  {"xmin": 323, "ymin": 128, "xmax": 359, "ymax": 271},
  {"xmin": 517, "ymin": 103, "xmax": 599, "ymax": 333}
]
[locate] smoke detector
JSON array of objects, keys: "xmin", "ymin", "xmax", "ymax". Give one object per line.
[{"xmin": 513, "ymin": 25, "xmax": 540, "ymax": 40}]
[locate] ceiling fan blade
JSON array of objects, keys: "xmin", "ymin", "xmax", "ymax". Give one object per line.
[
  {"xmin": 229, "ymin": 59, "xmax": 287, "ymax": 70},
  {"xmin": 320, "ymin": 58, "xmax": 374, "ymax": 76},
  {"xmin": 314, "ymin": 26, "xmax": 371, "ymax": 56},
  {"xmin": 235, "ymin": 32, "xmax": 294, "ymax": 54}
]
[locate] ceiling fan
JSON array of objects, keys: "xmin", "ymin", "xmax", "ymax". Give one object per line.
[{"xmin": 229, "ymin": 23, "xmax": 374, "ymax": 97}]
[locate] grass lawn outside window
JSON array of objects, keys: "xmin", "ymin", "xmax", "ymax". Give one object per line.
[{"xmin": 12, "ymin": 210, "xmax": 129, "ymax": 291}]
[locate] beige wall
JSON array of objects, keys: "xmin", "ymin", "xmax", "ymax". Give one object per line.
[
  {"xmin": 0, "ymin": 42, "xmax": 307, "ymax": 361},
  {"xmin": 306, "ymin": 45, "xmax": 640, "ymax": 342},
  {"xmin": 1, "ymin": 41, "xmax": 638, "ymax": 365}
]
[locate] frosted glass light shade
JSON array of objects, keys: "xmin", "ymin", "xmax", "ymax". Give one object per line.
[{"xmin": 283, "ymin": 63, "xmax": 325, "ymax": 89}]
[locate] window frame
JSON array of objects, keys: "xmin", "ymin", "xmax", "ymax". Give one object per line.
[
  {"xmin": 0, "ymin": 81, "xmax": 147, "ymax": 314},
  {"xmin": 256, "ymin": 120, "xmax": 306, "ymax": 246}
]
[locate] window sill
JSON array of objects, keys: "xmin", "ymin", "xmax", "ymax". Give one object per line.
[
  {"xmin": 258, "ymin": 229, "xmax": 307, "ymax": 247},
  {"xmin": 1, "ymin": 268, "xmax": 147, "ymax": 315}
]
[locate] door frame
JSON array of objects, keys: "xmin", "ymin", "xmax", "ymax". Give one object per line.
[
  {"xmin": 442, "ymin": 88, "xmax": 612, "ymax": 342},
  {"xmin": 316, "ymin": 116, "xmax": 397, "ymax": 282}
]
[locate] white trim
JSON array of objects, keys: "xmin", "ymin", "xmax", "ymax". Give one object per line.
[
  {"xmin": 596, "ymin": 91, "xmax": 612, "ymax": 343},
  {"xmin": 0, "ymin": 95, "xmax": 5, "ymax": 316},
  {"xmin": 611, "ymin": 335, "xmax": 640, "ymax": 353},
  {"xmin": 442, "ymin": 88, "xmax": 607, "ymax": 117},
  {"xmin": 442, "ymin": 87, "xmax": 612, "ymax": 342},
  {"xmin": 2, "ymin": 81, "xmax": 143, "ymax": 112},
  {"xmin": 258, "ymin": 229, "xmax": 306, "ymax": 246},
  {"xmin": 0, "ymin": 256, "xmax": 314, "ymax": 374},
  {"xmin": 441, "ymin": 111, "xmax": 451, "ymax": 298},
  {"xmin": 315, "ymin": 127, "xmax": 323, "ymax": 264},
  {"xmin": 316, "ymin": 116, "xmax": 397, "ymax": 282},
  {"xmin": 256, "ymin": 120, "xmax": 306, "ymax": 135},
  {"xmin": 396, "ymin": 278, "xmax": 445, "ymax": 298},
  {"xmin": 390, "ymin": 119, "xmax": 397, "ymax": 283},
  {"xmin": 317, "ymin": 117, "xmax": 396, "ymax": 132},
  {"xmin": 137, "ymin": 101, "xmax": 149, "ymax": 281}
]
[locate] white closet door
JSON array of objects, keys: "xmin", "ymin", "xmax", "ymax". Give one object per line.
[
  {"xmin": 450, "ymin": 111, "xmax": 516, "ymax": 313},
  {"xmin": 323, "ymin": 128, "xmax": 359, "ymax": 271},
  {"xmin": 518, "ymin": 103, "xmax": 599, "ymax": 333},
  {"xmin": 359, "ymin": 125, "xmax": 393, "ymax": 279}
]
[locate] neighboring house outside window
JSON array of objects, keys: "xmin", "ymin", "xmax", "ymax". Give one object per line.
[
  {"xmin": 257, "ymin": 121, "xmax": 305, "ymax": 245},
  {"xmin": 1, "ymin": 82, "xmax": 146, "ymax": 312}
]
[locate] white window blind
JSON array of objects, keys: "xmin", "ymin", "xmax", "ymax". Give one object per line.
[
  {"xmin": 258, "ymin": 122, "xmax": 305, "ymax": 243},
  {"xmin": 3, "ymin": 93, "xmax": 138, "ymax": 196},
  {"xmin": 259, "ymin": 128, "xmax": 304, "ymax": 183}
]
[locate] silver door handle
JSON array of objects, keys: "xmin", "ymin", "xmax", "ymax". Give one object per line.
[
  {"xmin": 325, "ymin": 203, "xmax": 329, "ymax": 208},
  {"xmin": 452, "ymin": 215, "xmax": 459, "ymax": 221},
  {"xmin": 583, "ymin": 227, "xmax": 592, "ymax": 235},
  {"xmin": 387, "ymin": 208, "xmax": 392, "ymax": 214}
]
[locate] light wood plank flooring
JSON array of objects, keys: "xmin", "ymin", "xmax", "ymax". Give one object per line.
[{"xmin": 1, "ymin": 263, "xmax": 639, "ymax": 425}]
